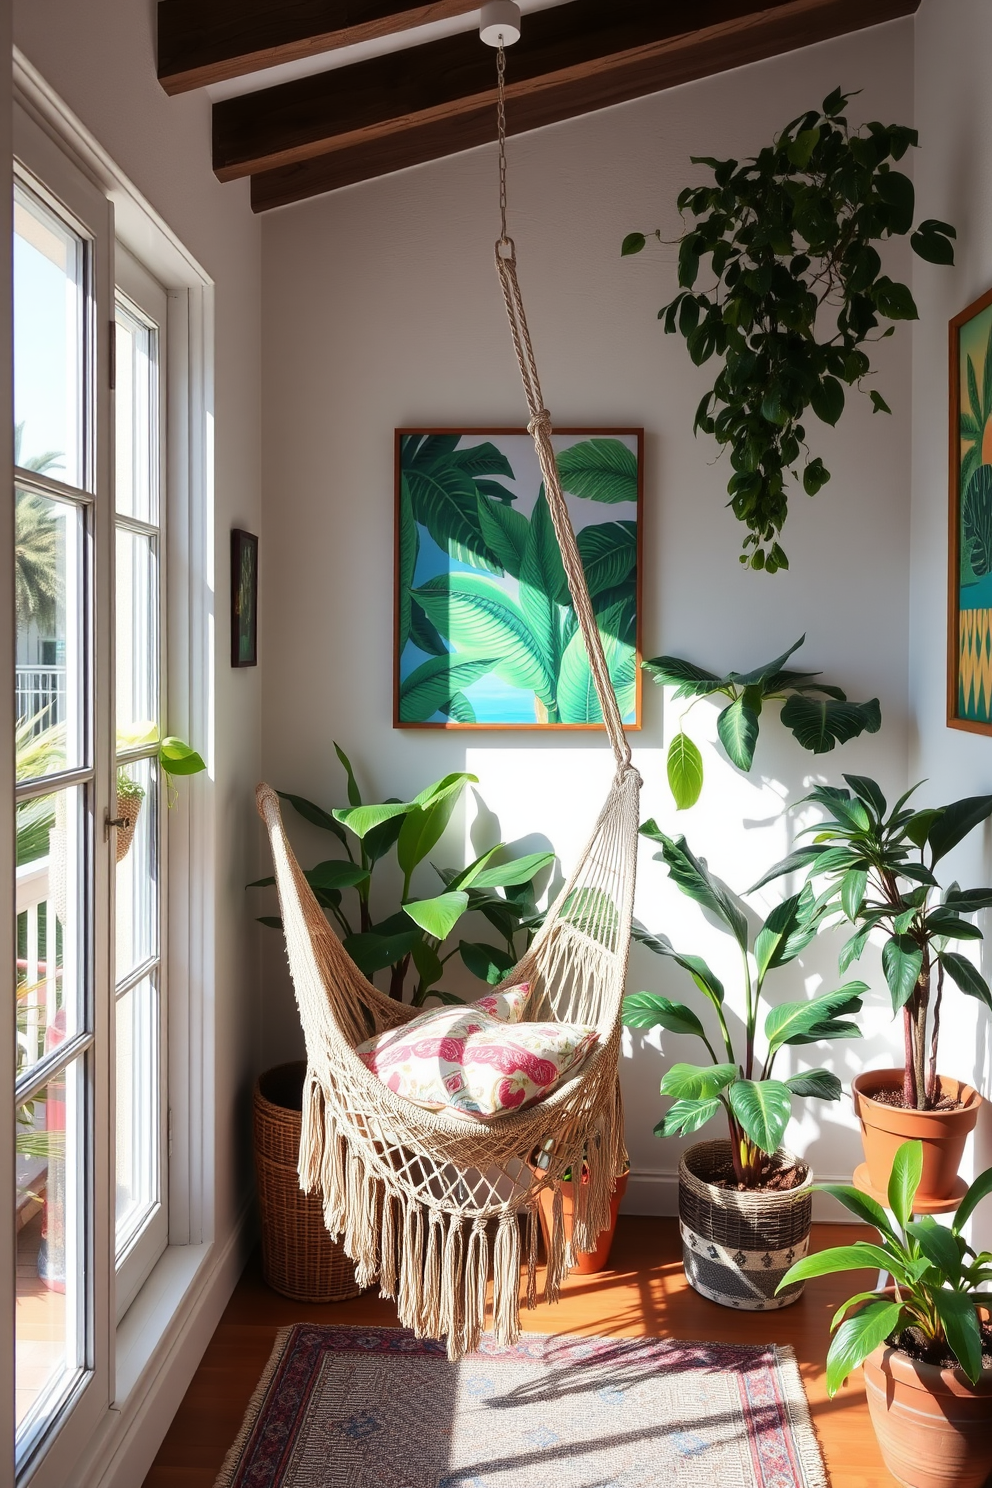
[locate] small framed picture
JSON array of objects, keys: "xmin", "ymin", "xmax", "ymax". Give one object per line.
[
  {"xmin": 394, "ymin": 428, "xmax": 643, "ymax": 729},
  {"xmin": 949, "ymin": 288, "xmax": 992, "ymax": 730},
  {"xmin": 231, "ymin": 528, "xmax": 258, "ymax": 668}
]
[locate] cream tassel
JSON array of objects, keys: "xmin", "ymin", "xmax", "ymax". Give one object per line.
[
  {"xmin": 320, "ymin": 1127, "xmax": 347, "ymax": 1239},
  {"xmin": 525, "ymin": 1203, "xmax": 539, "ymax": 1311},
  {"xmin": 492, "ymin": 1213, "xmax": 522, "ymax": 1348},
  {"xmin": 379, "ymin": 1191, "xmax": 398, "ymax": 1300},
  {"xmin": 460, "ymin": 1218, "xmax": 489, "ymax": 1357},
  {"xmin": 297, "ymin": 1070, "xmax": 324, "ymax": 1192},
  {"xmin": 397, "ymin": 1201, "xmax": 424, "ymax": 1334},
  {"xmin": 441, "ymin": 1214, "xmax": 465, "ymax": 1358},
  {"xmin": 353, "ymin": 1172, "xmax": 380, "ymax": 1290},
  {"xmin": 544, "ymin": 1183, "xmax": 568, "ymax": 1304},
  {"xmin": 421, "ymin": 1212, "xmax": 444, "ymax": 1337}
]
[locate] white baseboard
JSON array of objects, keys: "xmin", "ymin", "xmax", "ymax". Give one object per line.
[
  {"xmin": 74, "ymin": 1199, "xmax": 256, "ymax": 1488},
  {"xmin": 621, "ymin": 1169, "xmax": 864, "ymax": 1224}
]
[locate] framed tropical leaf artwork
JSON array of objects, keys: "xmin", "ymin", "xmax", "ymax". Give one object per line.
[
  {"xmin": 395, "ymin": 428, "xmax": 643, "ymax": 728},
  {"xmin": 950, "ymin": 288, "xmax": 992, "ymax": 731}
]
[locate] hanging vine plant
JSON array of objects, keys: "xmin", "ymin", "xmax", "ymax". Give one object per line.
[{"xmin": 622, "ymin": 88, "xmax": 956, "ymax": 572}]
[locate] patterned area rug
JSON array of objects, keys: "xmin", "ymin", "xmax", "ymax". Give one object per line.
[{"xmin": 216, "ymin": 1325, "xmax": 827, "ymax": 1488}]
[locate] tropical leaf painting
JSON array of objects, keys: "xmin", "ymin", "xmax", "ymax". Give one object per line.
[
  {"xmin": 953, "ymin": 294, "xmax": 992, "ymax": 727},
  {"xmin": 395, "ymin": 430, "xmax": 641, "ymax": 726}
]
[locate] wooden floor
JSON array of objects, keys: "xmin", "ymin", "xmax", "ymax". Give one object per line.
[{"xmin": 144, "ymin": 1217, "xmax": 892, "ymax": 1488}]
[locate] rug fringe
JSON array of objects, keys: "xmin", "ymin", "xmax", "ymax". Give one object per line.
[
  {"xmin": 773, "ymin": 1343, "xmax": 830, "ymax": 1488},
  {"xmin": 212, "ymin": 1324, "xmax": 295, "ymax": 1488}
]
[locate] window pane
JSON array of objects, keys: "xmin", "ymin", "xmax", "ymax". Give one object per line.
[
  {"xmin": 115, "ymin": 528, "xmax": 159, "ymax": 750},
  {"xmin": 115, "ymin": 755, "xmax": 158, "ymax": 982},
  {"xmin": 16, "ymin": 787, "xmax": 83, "ymax": 1084},
  {"xmin": 115, "ymin": 976, "xmax": 160, "ymax": 1258},
  {"xmin": 16, "ymin": 1059, "xmax": 86, "ymax": 1440},
  {"xmin": 115, "ymin": 303, "xmax": 158, "ymax": 525},
  {"xmin": 15, "ymin": 488, "xmax": 85, "ymax": 778},
  {"xmin": 14, "ymin": 184, "xmax": 85, "ymax": 490}
]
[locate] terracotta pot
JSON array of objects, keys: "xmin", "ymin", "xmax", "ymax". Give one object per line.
[
  {"xmin": 853, "ymin": 1069, "xmax": 982, "ymax": 1204},
  {"xmin": 536, "ymin": 1169, "xmax": 628, "ymax": 1274},
  {"xmin": 678, "ymin": 1140, "xmax": 813, "ymax": 1310},
  {"xmin": 864, "ymin": 1335, "xmax": 992, "ymax": 1488}
]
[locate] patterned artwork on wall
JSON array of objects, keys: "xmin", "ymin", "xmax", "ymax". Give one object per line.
[
  {"xmin": 394, "ymin": 429, "xmax": 642, "ymax": 729},
  {"xmin": 949, "ymin": 288, "xmax": 992, "ymax": 730}
]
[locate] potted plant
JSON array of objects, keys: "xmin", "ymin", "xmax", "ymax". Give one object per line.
[
  {"xmin": 779, "ymin": 1139, "xmax": 992, "ymax": 1488},
  {"xmin": 623, "ymin": 823, "xmax": 865, "ymax": 1309},
  {"xmin": 757, "ymin": 775, "xmax": 990, "ymax": 1205},
  {"xmin": 532, "ymin": 1150, "xmax": 630, "ymax": 1275},
  {"xmin": 621, "ymin": 89, "xmax": 955, "ymax": 572},
  {"xmin": 114, "ymin": 729, "xmax": 207, "ymax": 861},
  {"xmin": 249, "ymin": 744, "xmax": 556, "ymax": 1301}
]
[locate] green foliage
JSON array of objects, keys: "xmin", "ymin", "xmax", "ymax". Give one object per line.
[
  {"xmin": 249, "ymin": 744, "xmax": 554, "ymax": 1006},
  {"xmin": 757, "ymin": 774, "xmax": 992, "ymax": 1109},
  {"xmin": 397, "ymin": 436, "xmax": 638, "ymax": 724},
  {"xmin": 644, "ymin": 635, "xmax": 879, "ymax": 807},
  {"xmin": 622, "ymin": 90, "xmax": 955, "ymax": 569},
  {"xmin": 780, "ymin": 1140, "xmax": 992, "ymax": 1393},
  {"xmin": 624, "ymin": 823, "xmax": 859, "ymax": 1187}
]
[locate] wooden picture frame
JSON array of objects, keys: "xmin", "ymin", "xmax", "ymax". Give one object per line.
[
  {"xmin": 948, "ymin": 288, "xmax": 992, "ymax": 732},
  {"xmin": 394, "ymin": 427, "xmax": 644, "ymax": 730},
  {"xmin": 231, "ymin": 528, "xmax": 258, "ymax": 668}
]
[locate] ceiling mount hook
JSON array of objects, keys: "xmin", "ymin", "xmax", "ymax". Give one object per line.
[{"xmin": 480, "ymin": 1, "xmax": 522, "ymax": 47}]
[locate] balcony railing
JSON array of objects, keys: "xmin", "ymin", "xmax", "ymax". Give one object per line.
[{"xmin": 16, "ymin": 667, "xmax": 66, "ymax": 732}]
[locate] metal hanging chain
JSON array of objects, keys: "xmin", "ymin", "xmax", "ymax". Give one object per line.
[{"xmin": 492, "ymin": 41, "xmax": 632, "ymax": 770}]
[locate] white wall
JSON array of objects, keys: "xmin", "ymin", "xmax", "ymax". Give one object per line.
[
  {"xmin": 910, "ymin": 0, "xmax": 992, "ymax": 1240},
  {"xmin": 13, "ymin": 0, "xmax": 264, "ymax": 1245},
  {"xmin": 260, "ymin": 19, "xmax": 917, "ymax": 1210}
]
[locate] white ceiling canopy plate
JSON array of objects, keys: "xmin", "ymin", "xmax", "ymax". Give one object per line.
[{"xmin": 480, "ymin": 1, "xmax": 522, "ymax": 46}]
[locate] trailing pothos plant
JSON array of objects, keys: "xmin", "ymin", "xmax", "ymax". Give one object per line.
[
  {"xmin": 643, "ymin": 634, "xmax": 880, "ymax": 808},
  {"xmin": 249, "ymin": 744, "xmax": 553, "ymax": 1006},
  {"xmin": 756, "ymin": 775, "xmax": 992, "ymax": 1111},
  {"xmin": 623, "ymin": 823, "xmax": 865, "ymax": 1187},
  {"xmin": 622, "ymin": 88, "xmax": 955, "ymax": 571},
  {"xmin": 779, "ymin": 1139, "xmax": 992, "ymax": 1393}
]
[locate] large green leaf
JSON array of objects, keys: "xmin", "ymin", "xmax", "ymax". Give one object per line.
[
  {"xmin": 938, "ymin": 951, "xmax": 992, "ymax": 1010},
  {"xmin": 557, "ymin": 608, "xmax": 636, "ymax": 723},
  {"xmin": 733, "ymin": 636, "xmax": 806, "ymax": 687},
  {"xmin": 305, "ymin": 860, "xmax": 370, "ymax": 891},
  {"xmin": 826, "ymin": 1301, "xmax": 904, "ymax": 1397},
  {"xmin": 471, "ymin": 851, "xmax": 555, "ymax": 889},
  {"xmin": 559, "ymin": 886, "xmax": 618, "ymax": 940},
  {"xmin": 555, "ymin": 437, "xmax": 638, "ymax": 504},
  {"xmin": 962, "ymin": 464, "xmax": 992, "ymax": 578},
  {"xmin": 905, "ymin": 1217, "xmax": 961, "ymax": 1281},
  {"xmin": 882, "ymin": 935, "xmax": 923, "ymax": 1013},
  {"xmin": 398, "ymin": 654, "xmax": 498, "ymax": 723},
  {"xmin": 765, "ymin": 984, "xmax": 866, "ymax": 1053},
  {"xmin": 622, "ymin": 992, "xmax": 707, "ymax": 1039},
  {"xmin": 641, "ymin": 654, "xmax": 723, "ymax": 697},
  {"xmin": 717, "ymin": 697, "xmax": 760, "ymax": 770},
  {"xmin": 476, "ymin": 496, "xmax": 529, "ymax": 579},
  {"xmin": 658, "ymin": 1097, "xmax": 723, "ymax": 1138},
  {"xmin": 403, "ymin": 891, "xmax": 470, "ymax": 941},
  {"xmin": 932, "ymin": 1290, "xmax": 985, "ymax": 1384},
  {"xmin": 278, "ymin": 791, "xmax": 348, "ymax": 845},
  {"xmin": 439, "ymin": 691, "xmax": 476, "ymax": 722},
  {"xmin": 409, "ymin": 600, "xmax": 449, "ymax": 657},
  {"xmin": 784, "ymin": 1069, "xmax": 842, "ymax": 1100},
  {"xmin": 748, "ymin": 844, "xmax": 823, "ymax": 893},
  {"xmin": 334, "ymin": 801, "xmax": 412, "ymax": 839},
  {"xmin": 888, "ymin": 1138, "xmax": 923, "ymax": 1229},
  {"xmin": 561, "ymin": 521, "xmax": 637, "ymax": 601},
  {"xmin": 413, "ymin": 574, "xmax": 556, "ymax": 705},
  {"xmin": 727, "ymin": 1079, "xmax": 792, "ymax": 1155},
  {"xmin": 781, "ymin": 1242, "xmax": 901, "ymax": 1288},
  {"xmin": 660, "ymin": 1062, "xmax": 737, "ymax": 1099},
  {"xmin": 458, "ymin": 941, "xmax": 517, "ymax": 984},
  {"xmin": 159, "ymin": 737, "xmax": 206, "ymax": 776},
  {"xmin": 951, "ymin": 1164, "xmax": 992, "ymax": 1235},
  {"xmin": 667, "ymin": 732, "xmax": 703, "ymax": 810},
  {"xmin": 779, "ymin": 694, "xmax": 881, "ymax": 753},
  {"xmin": 343, "ymin": 926, "xmax": 420, "ymax": 978},
  {"xmin": 449, "ymin": 440, "xmax": 514, "ymax": 479},
  {"xmin": 519, "ymin": 488, "xmax": 566, "ymax": 684},
  {"xmin": 645, "ymin": 827, "xmax": 749, "ymax": 949},
  {"xmin": 927, "ymin": 794, "xmax": 992, "ymax": 865},
  {"xmin": 398, "ymin": 475, "xmax": 418, "ymax": 653},
  {"xmin": 815, "ymin": 1183, "xmax": 899, "ymax": 1241},
  {"xmin": 631, "ymin": 925, "xmax": 726, "ymax": 1007},
  {"xmin": 397, "ymin": 779, "xmax": 472, "ymax": 879},
  {"xmin": 404, "ymin": 461, "xmax": 502, "ymax": 573},
  {"xmin": 753, "ymin": 893, "xmax": 809, "ymax": 980},
  {"xmin": 364, "ymin": 806, "xmax": 407, "ymax": 864}
]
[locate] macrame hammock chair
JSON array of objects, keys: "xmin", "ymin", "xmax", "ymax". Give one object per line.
[{"xmin": 255, "ymin": 35, "xmax": 642, "ymax": 1363}]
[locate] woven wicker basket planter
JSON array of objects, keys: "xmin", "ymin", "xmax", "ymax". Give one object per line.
[
  {"xmin": 253, "ymin": 1062, "xmax": 361, "ymax": 1303},
  {"xmin": 678, "ymin": 1140, "xmax": 813, "ymax": 1311}
]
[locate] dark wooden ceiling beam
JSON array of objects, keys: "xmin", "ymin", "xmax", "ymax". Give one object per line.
[
  {"xmin": 215, "ymin": 0, "xmax": 920, "ymax": 198},
  {"xmin": 157, "ymin": 0, "xmax": 481, "ymax": 95}
]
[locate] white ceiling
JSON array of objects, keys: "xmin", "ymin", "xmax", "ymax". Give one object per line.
[{"xmin": 206, "ymin": 0, "xmax": 574, "ymax": 102}]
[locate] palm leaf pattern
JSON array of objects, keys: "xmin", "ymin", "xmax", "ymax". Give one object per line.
[
  {"xmin": 398, "ymin": 435, "xmax": 639, "ymax": 724},
  {"xmin": 960, "ymin": 317, "xmax": 992, "ymax": 587}
]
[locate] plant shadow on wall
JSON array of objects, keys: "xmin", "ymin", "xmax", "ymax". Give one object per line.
[
  {"xmin": 396, "ymin": 431, "xmax": 640, "ymax": 726},
  {"xmin": 249, "ymin": 744, "xmax": 557, "ymax": 1007},
  {"xmin": 622, "ymin": 87, "xmax": 955, "ymax": 571}
]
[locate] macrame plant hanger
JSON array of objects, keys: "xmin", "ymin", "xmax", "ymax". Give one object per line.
[{"xmin": 253, "ymin": 6, "xmax": 642, "ymax": 1363}]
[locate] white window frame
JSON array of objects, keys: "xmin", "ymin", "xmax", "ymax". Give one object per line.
[{"xmin": 10, "ymin": 50, "xmax": 217, "ymax": 1488}]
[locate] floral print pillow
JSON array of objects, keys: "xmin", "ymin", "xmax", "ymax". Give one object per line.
[{"xmin": 355, "ymin": 984, "xmax": 598, "ymax": 1120}]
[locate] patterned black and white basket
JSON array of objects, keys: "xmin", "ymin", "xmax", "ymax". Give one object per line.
[{"xmin": 678, "ymin": 1141, "xmax": 813, "ymax": 1311}]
